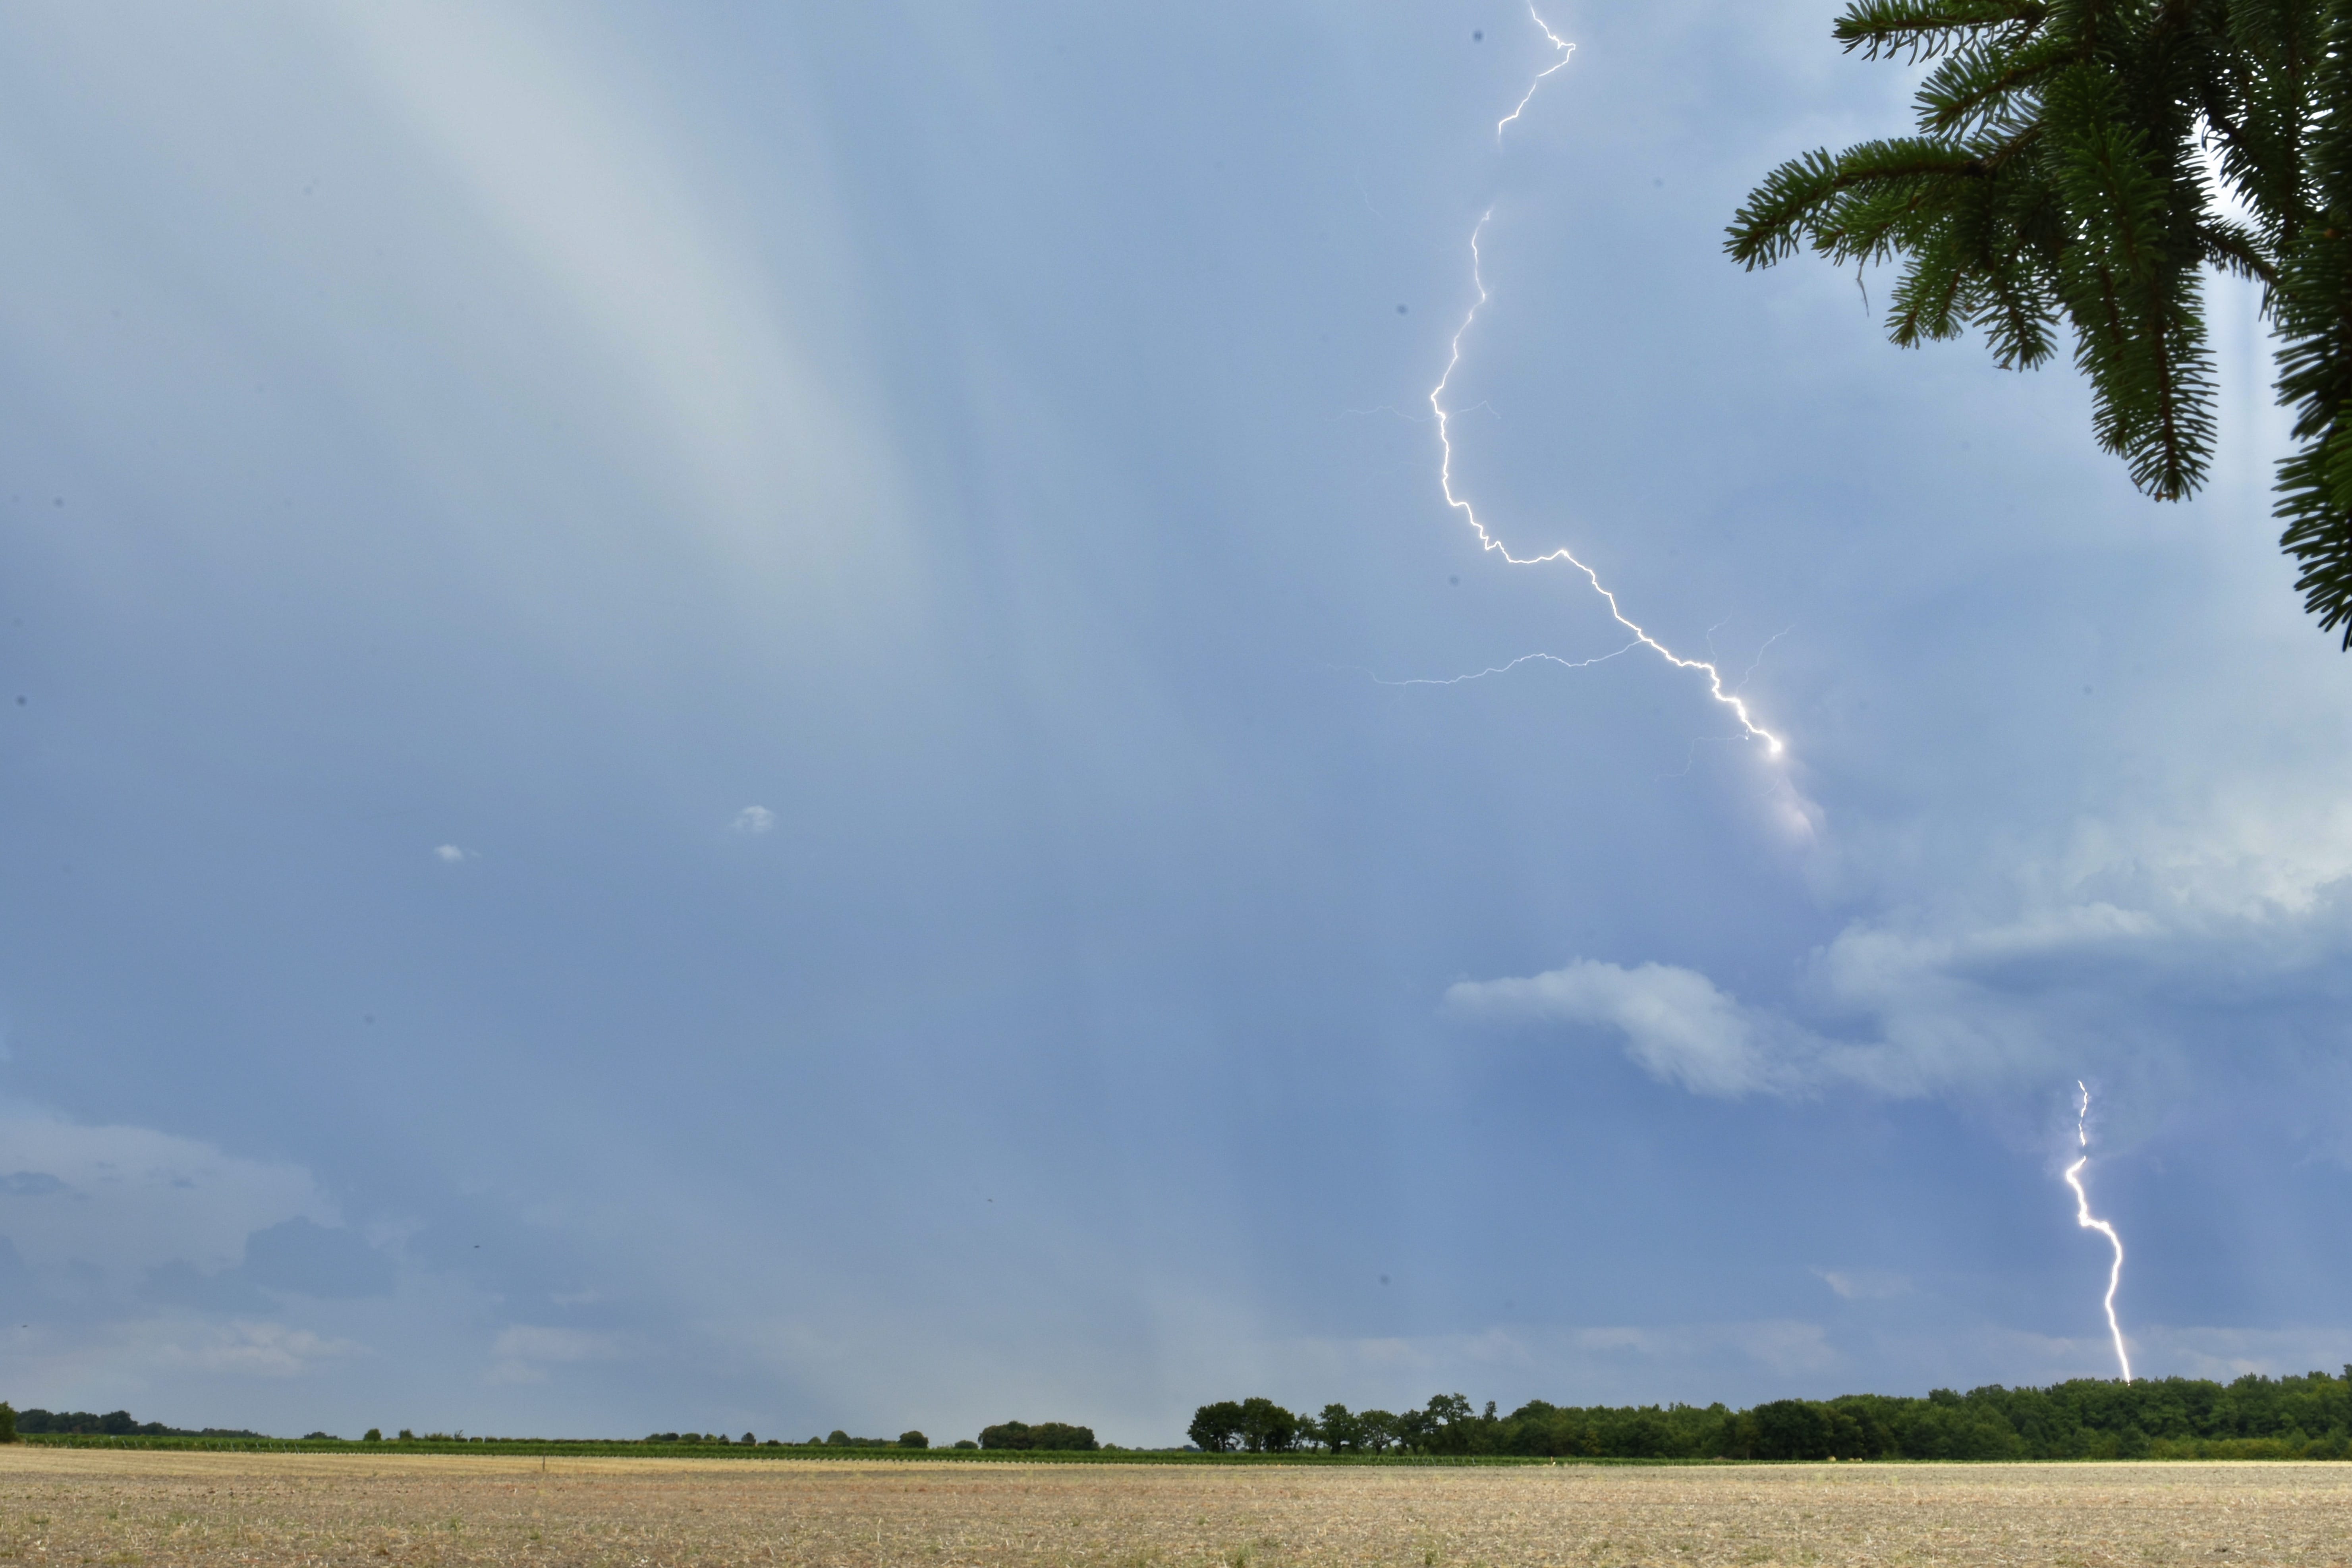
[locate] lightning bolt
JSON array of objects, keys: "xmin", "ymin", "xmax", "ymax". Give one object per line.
[
  {"xmin": 1373, "ymin": 643, "xmax": 1639, "ymax": 686},
  {"xmin": 1496, "ymin": 6, "xmax": 1576, "ymax": 140},
  {"xmin": 2063, "ymin": 1081, "xmax": 2133, "ymax": 1383},
  {"xmin": 1425, "ymin": 9, "xmax": 1785, "ymax": 756}
]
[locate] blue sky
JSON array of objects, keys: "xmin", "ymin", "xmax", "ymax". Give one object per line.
[{"xmin": 2, "ymin": 0, "xmax": 2349, "ymax": 1445}]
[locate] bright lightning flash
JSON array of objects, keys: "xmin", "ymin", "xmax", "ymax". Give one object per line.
[
  {"xmin": 2063, "ymin": 1081, "xmax": 2133, "ymax": 1383},
  {"xmin": 1496, "ymin": 6, "xmax": 1576, "ymax": 139},
  {"xmin": 1432, "ymin": 10, "xmax": 1784, "ymax": 755}
]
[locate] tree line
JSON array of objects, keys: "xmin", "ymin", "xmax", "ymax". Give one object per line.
[
  {"xmin": 1, "ymin": 1407, "xmax": 262, "ymax": 1441},
  {"xmin": 0, "ymin": 1403, "xmax": 1097, "ymax": 1453},
  {"xmin": 643, "ymin": 1429, "xmax": 940, "ymax": 1449},
  {"xmin": 1193, "ymin": 1371, "xmax": 2352, "ymax": 1459},
  {"xmin": 977, "ymin": 1420, "xmax": 1098, "ymax": 1451}
]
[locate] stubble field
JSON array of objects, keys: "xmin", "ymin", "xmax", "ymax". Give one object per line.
[{"xmin": 2, "ymin": 1446, "xmax": 2347, "ymax": 1568}]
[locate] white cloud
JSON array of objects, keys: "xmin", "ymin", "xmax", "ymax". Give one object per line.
[
  {"xmin": 153, "ymin": 1319, "xmax": 363, "ymax": 1378},
  {"xmin": 492, "ymin": 1324, "xmax": 619, "ymax": 1361},
  {"xmin": 1813, "ymin": 1267, "xmax": 1913, "ymax": 1301},
  {"xmin": 1262, "ymin": 1319, "xmax": 1844, "ymax": 1409},
  {"xmin": 1450, "ymin": 778, "xmax": 2352, "ymax": 1112},
  {"xmin": 1570, "ymin": 1320, "xmax": 1840, "ymax": 1377},
  {"xmin": 0, "ymin": 1105, "xmax": 332, "ymax": 1288},
  {"xmin": 488, "ymin": 1323, "xmax": 622, "ymax": 1384},
  {"xmin": 730, "ymin": 805, "xmax": 775, "ymax": 835},
  {"xmin": 434, "ymin": 844, "xmax": 474, "ymax": 863},
  {"xmin": 1446, "ymin": 959, "xmax": 1807, "ymax": 1097}
]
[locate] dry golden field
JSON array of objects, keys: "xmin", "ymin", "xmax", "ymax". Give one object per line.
[{"xmin": 1, "ymin": 1447, "xmax": 2347, "ymax": 1568}]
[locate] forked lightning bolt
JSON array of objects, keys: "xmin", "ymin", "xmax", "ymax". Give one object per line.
[
  {"xmin": 1495, "ymin": 6, "xmax": 1576, "ymax": 139},
  {"xmin": 2064, "ymin": 1081, "xmax": 2133, "ymax": 1383},
  {"xmin": 1424, "ymin": 7, "xmax": 1784, "ymax": 756}
]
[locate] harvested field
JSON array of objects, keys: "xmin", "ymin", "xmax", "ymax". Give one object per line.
[{"xmin": 1, "ymin": 1447, "xmax": 2347, "ymax": 1567}]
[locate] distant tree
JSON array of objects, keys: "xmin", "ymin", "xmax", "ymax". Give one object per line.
[
  {"xmin": 1187, "ymin": 1402, "xmax": 1244, "ymax": 1453},
  {"xmin": 978, "ymin": 1420, "xmax": 1098, "ymax": 1451},
  {"xmin": 18, "ymin": 1410, "xmax": 185, "ymax": 1438},
  {"xmin": 1728, "ymin": 0, "xmax": 2352, "ymax": 644},
  {"xmin": 1416, "ymin": 1393, "xmax": 1476, "ymax": 1454},
  {"xmin": 741, "ymin": 1432, "xmax": 756, "ymax": 1445},
  {"xmin": 980, "ymin": 1420, "xmax": 1033, "ymax": 1450},
  {"xmin": 1315, "ymin": 1404, "xmax": 1363, "ymax": 1454},
  {"xmin": 1392, "ymin": 1408, "xmax": 1430, "ymax": 1451},
  {"xmin": 898, "ymin": 1430, "xmax": 929, "ymax": 1449},
  {"xmin": 826, "ymin": 1430, "xmax": 853, "ymax": 1447},
  {"xmin": 1426, "ymin": 1393, "xmax": 1473, "ymax": 1426},
  {"xmin": 1236, "ymin": 1397, "xmax": 1299, "ymax": 1454},
  {"xmin": 362, "ymin": 1429, "xmax": 382, "ymax": 1443},
  {"xmin": 0, "ymin": 1404, "xmax": 15, "ymax": 1444},
  {"xmin": 398, "ymin": 1429, "xmax": 415, "ymax": 1441},
  {"xmin": 952, "ymin": 1439, "xmax": 979, "ymax": 1450},
  {"xmin": 1186, "ymin": 1374, "xmax": 2352, "ymax": 1460}
]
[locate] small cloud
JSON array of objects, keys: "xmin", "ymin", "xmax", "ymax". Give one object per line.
[
  {"xmin": 1814, "ymin": 1267, "xmax": 1914, "ymax": 1301},
  {"xmin": 1446, "ymin": 959, "xmax": 1804, "ymax": 1097},
  {"xmin": 434, "ymin": 844, "xmax": 474, "ymax": 863},
  {"xmin": 241, "ymin": 1217, "xmax": 397, "ymax": 1299},
  {"xmin": 0, "ymin": 1104, "xmax": 331, "ymax": 1287},
  {"xmin": 1568, "ymin": 1321, "xmax": 1838, "ymax": 1375},
  {"xmin": 730, "ymin": 805, "xmax": 775, "ymax": 835},
  {"xmin": 488, "ymin": 1323, "xmax": 622, "ymax": 1384},
  {"xmin": 158, "ymin": 1320, "xmax": 363, "ymax": 1378},
  {"xmin": 493, "ymin": 1325, "xmax": 619, "ymax": 1361}
]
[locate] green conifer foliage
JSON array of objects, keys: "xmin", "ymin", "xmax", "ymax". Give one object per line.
[{"xmin": 1730, "ymin": 0, "xmax": 2352, "ymax": 643}]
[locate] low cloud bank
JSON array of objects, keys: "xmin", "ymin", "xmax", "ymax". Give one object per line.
[{"xmin": 1448, "ymin": 790, "xmax": 2352, "ymax": 1118}]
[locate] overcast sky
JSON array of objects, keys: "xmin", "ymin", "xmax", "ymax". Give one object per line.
[{"xmin": 3, "ymin": 0, "xmax": 2349, "ymax": 1446}]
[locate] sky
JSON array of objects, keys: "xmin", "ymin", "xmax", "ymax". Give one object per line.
[{"xmin": 2, "ymin": 0, "xmax": 2350, "ymax": 1447}]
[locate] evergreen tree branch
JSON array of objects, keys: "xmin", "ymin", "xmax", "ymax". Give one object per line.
[
  {"xmin": 1728, "ymin": 143, "xmax": 1992, "ymax": 268},
  {"xmin": 2045, "ymin": 64, "xmax": 2217, "ymax": 498},
  {"xmin": 2198, "ymin": 217, "xmax": 2281, "ymax": 281},
  {"xmin": 1836, "ymin": 0, "xmax": 2051, "ymax": 60},
  {"xmin": 1739, "ymin": 0, "xmax": 2352, "ymax": 640},
  {"xmin": 2271, "ymin": 0, "xmax": 2352, "ymax": 638},
  {"xmin": 1917, "ymin": 37, "xmax": 2072, "ymax": 135}
]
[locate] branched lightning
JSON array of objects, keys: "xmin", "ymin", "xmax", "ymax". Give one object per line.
[
  {"xmin": 1496, "ymin": 6, "xmax": 1576, "ymax": 140},
  {"xmin": 1366, "ymin": 8, "xmax": 1784, "ymax": 751},
  {"xmin": 2063, "ymin": 1081, "xmax": 2133, "ymax": 1383},
  {"xmin": 1430, "ymin": 207, "xmax": 1785, "ymax": 753},
  {"xmin": 1735, "ymin": 628, "xmax": 1794, "ymax": 695},
  {"xmin": 1411, "ymin": 8, "xmax": 1784, "ymax": 755},
  {"xmin": 1374, "ymin": 642, "xmax": 1641, "ymax": 686}
]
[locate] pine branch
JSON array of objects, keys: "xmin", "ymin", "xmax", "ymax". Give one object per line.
[
  {"xmin": 1738, "ymin": 0, "xmax": 2352, "ymax": 643},
  {"xmin": 1917, "ymin": 36, "xmax": 2072, "ymax": 134},
  {"xmin": 2270, "ymin": 0, "xmax": 2352, "ymax": 639},
  {"xmin": 1888, "ymin": 249, "xmax": 1975, "ymax": 342},
  {"xmin": 1726, "ymin": 142, "xmax": 1989, "ymax": 268},
  {"xmin": 1835, "ymin": 0, "xmax": 2052, "ymax": 59},
  {"xmin": 2197, "ymin": 217, "xmax": 2281, "ymax": 281}
]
